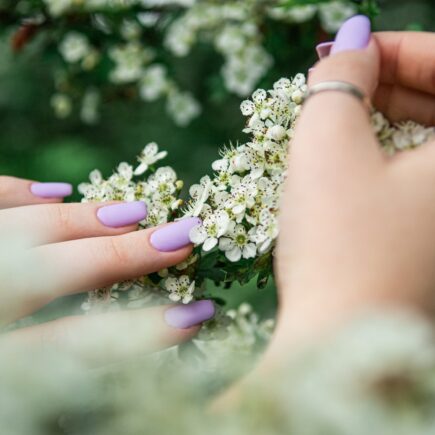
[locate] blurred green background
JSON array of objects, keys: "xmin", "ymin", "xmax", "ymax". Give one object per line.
[{"xmin": 0, "ymin": 0, "xmax": 434, "ymax": 318}]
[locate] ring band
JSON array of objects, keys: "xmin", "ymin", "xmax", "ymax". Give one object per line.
[{"xmin": 303, "ymin": 81, "xmax": 372, "ymax": 112}]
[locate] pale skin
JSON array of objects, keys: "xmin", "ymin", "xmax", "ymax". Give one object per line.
[
  {"xmin": 0, "ymin": 176, "xmax": 200, "ymax": 364},
  {"xmin": 1, "ymin": 31, "xmax": 435, "ymax": 390},
  {"xmin": 215, "ymin": 31, "xmax": 435, "ymax": 406}
]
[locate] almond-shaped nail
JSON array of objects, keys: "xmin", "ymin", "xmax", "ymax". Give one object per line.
[
  {"xmin": 316, "ymin": 41, "xmax": 333, "ymax": 59},
  {"xmin": 330, "ymin": 15, "xmax": 371, "ymax": 55},
  {"xmin": 164, "ymin": 300, "xmax": 215, "ymax": 329},
  {"xmin": 150, "ymin": 217, "xmax": 201, "ymax": 252},
  {"xmin": 30, "ymin": 182, "xmax": 72, "ymax": 198},
  {"xmin": 97, "ymin": 201, "xmax": 147, "ymax": 228}
]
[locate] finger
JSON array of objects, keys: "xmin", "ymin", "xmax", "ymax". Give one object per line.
[
  {"xmin": 6, "ymin": 218, "xmax": 201, "ymax": 321},
  {"xmin": 297, "ymin": 16, "xmax": 382, "ymax": 173},
  {"xmin": 1, "ymin": 301, "xmax": 215, "ymax": 365},
  {"xmin": 375, "ymin": 31, "xmax": 435, "ymax": 97},
  {"xmin": 0, "ymin": 176, "xmax": 72, "ymax": 209},
  {"xmin": 0, "ymin": 201, "xmax": 148, "ymax": 246},
  {"xmin": 317, "ymin": 32, "xmax": 435, "ymax": 97},
  {"xmin": 313, "ymin": 32, "xmax": 435, "ymax": 126},
  {"xmin": 373, "ymin": 83, "xmax": 435, "ymax": 126},
  {"xmin": 315, "ymin": 41, "xmax": 333, "ymax": 59}
]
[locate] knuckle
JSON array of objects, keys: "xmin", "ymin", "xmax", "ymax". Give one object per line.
[
  {"xmin": 52, "ymin": 204, "xmax": 74, "ymax": 232},
  {"xmin": 104, "ymin": 236, "xmax": 131, "ymax": 268}
]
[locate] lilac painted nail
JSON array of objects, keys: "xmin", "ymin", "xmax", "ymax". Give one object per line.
[
  {"xmin": 30, "ymin": 182, "xmax": 72, "ymax": 198},
  {"xmin": 316, "ymin": 41, "xmax": 333, "ymax": 59},
  {"xmin": 150, "ymin": 216, "xmax": 201, "ymax": 252},
  {"xmin": 164, "ymin": 300, "xmax": 215, "ymax": 329},
  {"xmin": 97, "ymin": 201, "xmax": 147, "ymax": 228},
  {"xmin": 330, "ymin": 15, "xmax": 371, "ymax": 55}
]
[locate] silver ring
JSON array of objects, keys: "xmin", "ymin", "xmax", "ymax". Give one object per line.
[{"xmin": 303, "ymin": 81, "xmax": 372, "ymax": 112}]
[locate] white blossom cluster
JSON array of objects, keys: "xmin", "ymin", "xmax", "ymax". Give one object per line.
[
  {"xmin": 165, "ymin": 1, "xmax": 357, "ymax": 96},
  {"xmin": 184, "ymin": 75, "xmax": 306, "ymax": 263},
  {"xmin": 31, "ymin": 0, "xmax": 362, "ymax": 124},
  {"xmin": 268, "ymin": 0, "xmax": 357, "ymax": 33},
  {"xmin": 80, "ymin": 74, "xmax": 435, "ymax": 312},
  {"xmin": 79, "ymin": 142, "xmax": 182, "ymax": 227},
  {"xmin": 55, "ymin": 29, "xmax": 200, "ymax": 126}
]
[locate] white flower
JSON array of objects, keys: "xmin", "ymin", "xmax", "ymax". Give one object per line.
[
  {"xmin": 251, "ymin": 209, "xmax": 279, "ymax": 254},
  {"xmin": 146, "ymin": 167, "xmax": 178, "ymax": 206},
  {"xmin": 109, "ymin": 43, "xmax": 153, "ymax": 84},
  {"xmin": 59, "ymin": 32, "xmax": 90, "ymax": 63},
  {"xmin": 50, "ymin": 93, "xmax": 72, "ymax": 118},
  {"xmin": 225, "ymin": 175, "xmax": 257, "ymax": 221},
  {"xmin": 164, "ymin": 275, "xmax": 195, "ymax": 304},
  {"xmin": 185, "ymin": 176, "xmax": 213, "ymax": 216},
  {"xmin": 44, "ymin": 0, "xmax": 73, "ymax": 17},
  {"xmin": 117, "ymin": 162, "xmax": 134, "ymax": 181},
  {"xmin": 268, "ymin": 5, "xmax": 317, "ymax": 23},
  {"xmin": 219, "ymin": 221, "xmax": 256, "ymax": 262},
  {"xmin": 139, "ymin": 65, "xmax": 168, "ymax": 102},
  {"xmin": 189, "ymin": 210, "xmax": 230, "ymax": 251},
  {"xmin": 266, "ymin": 125, "xmax": 287, "ymax": 141},
  {"xmin": 166, "ymin": 90, "xmax": 201, "ymax": 126},
  {"xmin": 318, "ymin": 1, "xmax": 357, "ymax": 33},
  {"xmin": 134, "ymin": 142, "xmax": 168, "ymax": 175},
  {"xmin": 137, "ymin": 12, "xmax": 160, "ymax": 27},
  {"xmin": 240, "ymin": 100, "xmax": 255, "ymax": 116},
  {"xmin": 80, "ymin": 89, "xmax": 100, "ymax": 124}
]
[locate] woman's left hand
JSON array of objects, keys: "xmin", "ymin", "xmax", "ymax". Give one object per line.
[{"xmin": 0, "ymin": 176, "xmax": 214, "ymax": 364}]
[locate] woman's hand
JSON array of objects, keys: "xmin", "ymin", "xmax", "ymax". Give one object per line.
[
  {"xmin": 212, "ymin": 19, "xmax": 435, "ymax": 411},
  {"xmin": 0, "ymin": 176, "xmax": 214, "ymax": 364},
  {"xmin": 267, "ymin": 19, "xmax": 435, "ymax": 364}
]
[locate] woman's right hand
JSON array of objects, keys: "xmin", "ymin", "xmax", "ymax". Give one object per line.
[
  {"xmin": 268, "ymin": 22, "xmax": 435, "ymax": 364},
  {"xmin": 0, "ymin": 176, "xmax": 214, "ymax": 364}
]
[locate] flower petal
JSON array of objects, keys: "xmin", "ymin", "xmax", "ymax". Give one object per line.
[{"xmin": 203, "ymin": 237, "xmax": 218, "ymax": 252}]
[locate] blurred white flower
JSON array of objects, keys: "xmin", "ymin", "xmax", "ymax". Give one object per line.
[
  {"xmin": 318, "ymin": 0, "xmax": 357, "ymax": 33},
  {"xmin": 50, "ymin": 93, "xmax": 72, "ymax": 118},
  {"xmin": 166, "ymin": 91, "xmax": 201, "ymax": 126},
  {"xmin": 59, "ymin": 32, "xmax": 90, "ymax": 63},
  {"xmin": 139, "ymin": 65, "xmax": 168, "ymax": 101}
]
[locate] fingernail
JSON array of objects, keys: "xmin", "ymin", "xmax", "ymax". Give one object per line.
[
  {"xmin": 150, "ymin": 216, "xmax": 201, "ymax": 252},
  {"xmin": 97, "ymin": 201, "xmax": 147, "ymax": 228},
  {"xmin": 316, "ymin": 41, "xmax": 333, "ymax": 59},
  {"xmin": 30, "ymin": 182, "xmax": 72, "ymax": 198},
  {"xmin": 164, "ymin": 300, "xmax": 215, "ymax": 329},
  {"xmin": 308, "ymin": 67, "xmax": 315, "ymax": 74},
  {"xmin": 330, "ymin": 15, "xmax": 371, "ymax": 55}
]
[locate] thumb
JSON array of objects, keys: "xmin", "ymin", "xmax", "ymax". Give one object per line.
[{"xmin": 310, "ymin": 15, "xmax": 380, "ymax": 97}]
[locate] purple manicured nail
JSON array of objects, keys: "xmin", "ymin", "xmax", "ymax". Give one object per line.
[
  {"xmin": 30, "ymin": 182, "xmax": 72, "ymax": 198},
  {"xmin": 330, "ymin": 15, "xmax": 371, "ymax": 55},
  {"xmin": 164, "ymin": 300, "xmax": 215, "ymax": 329},
  {"xmin": 316, "ymin": 41, "xmax": 333, "ymax": 59},
  {"xmin": 97, "ymin": 201, "xmax": 147, "ymax": 228},
  {"xmin": 150, "ymin": 217, "xmax": 201, "ymax": 252}
]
